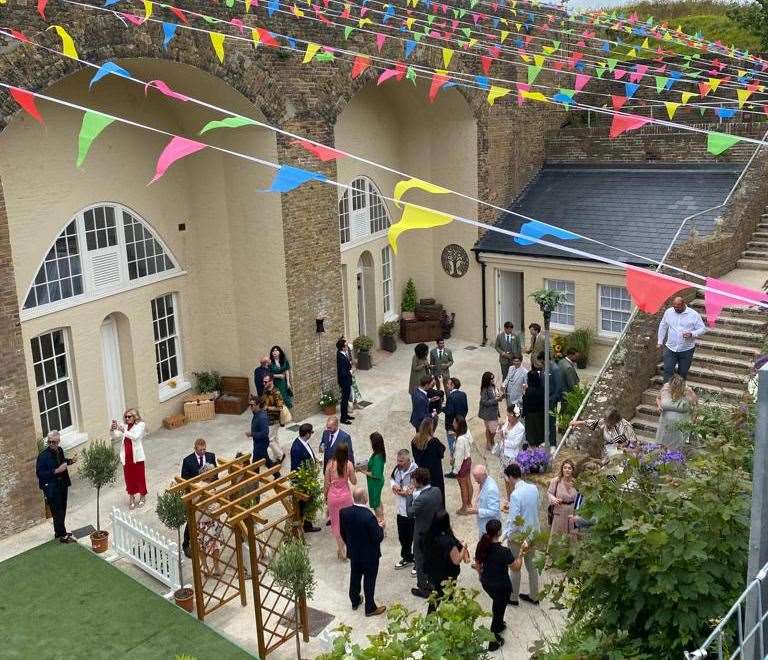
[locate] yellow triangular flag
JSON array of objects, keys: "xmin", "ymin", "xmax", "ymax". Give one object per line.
[
  {"xmin": 499, "ymin": 17, "xmax": 508, "ymax": 25},
  {"xmin": 533, "ymin": 54, "xmax": 545, "ymax": 67},
  {"xmin": 681, "ymin": 91, "xmax": 698, "ymax": 105},
  {"xmin": 292, "ymin": 3, "xmax": 304, "ymax": 16},
  {"xmin": 303, "ymin": 42, "xmax": 321, "ymax": 64},
  {"xmin": 521, "ymin": 90, "xmax": 548, "ymax": 103},
  {"xmin": 47, "ymin": 25, "xmax": 78, "ymax": 59},
  {"xmin": 500, "ymin": 30, "xmax": 510, "ymax": 43},
  {"xmin": 487, "ymin": 86, "xmax": 511, "ymax": 105},
  {"xmin": 519, "ymin": 53, "xmax": 531, "ymax": 63},
  {"xmin": 210, "ymin": 32, "xmax": 225, "ymax": 63},
  {"xmin": 142, "ymin": 0, "xmax": 153, "ymax": 20},
  {"xmin": 641, "ymin": 37, "xmax": 649, "ymax": 49},
  {"xmin": 251, "ymin": 28, "xmax": 260, "ymax": 47},
  {"xmin": 627, "ymin": 48, "xmax": 637, "ymax": 58},
  {"xmin": 515, "ymin": 22, "xmax": 522, "ymax": 31},
  {"xmin": 245, "ymin": 0, "xmax": 252, "ymax": 11},
  {"xmin": 738, "ymin": 69, "xmax": 746, "ymax": 77},
  {"xmin": 406, "ymin": 17, "xmax": 415, "ymax": 30},
  {"xmin": 468, "ymin": 38, "xmax": 478, "ymax": 48},
  {"xmin": 442, "ymin": 48, "xmax": 454, "ymax": 68},
  {"xmin": 388, "ymin": 204, "xmax": 453, "ymax": 254},
  {"xmin": 358, "ymin": 17, "xmax": 372, "ymax": 28},
  {"xmin": 542, "ymin": 46, "xmax": 554, "ymax": 55},
  {"xmin": 709, "ymin": 77, "xmax": 722, "ymax": 92},
  {"xmin": 393, "ymin": 178, "xmax": 451, "ymax": 206},
  {"xmin": 664, "ymin": 101, "xmax": 680, "ymax": 119},
  {"xmin": 737, "ymin": 89, "xmax": 753, "ymax": 108}
]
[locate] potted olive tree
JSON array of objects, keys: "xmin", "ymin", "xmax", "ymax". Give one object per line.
[
  {"xmin": 78, "ymin": 439, "xmax": 120, "ymax": 553},
  {"xmin": 318, "ymin": 390, "xmax": 339, "ymax": 416},
  {"xmin": 353, "ymin": 335, "xmax": 374, "ymax": 370},
  {"xmin": 269, "ymin": 538, "xmax": 316, "ymax": 660},
  {"xmin": 156, "ymin": 490, "xmax": 195, "ymax": 612},
  {"xmin": 378, "ymin": 321, "xmax": 398, "ymax": 353}
]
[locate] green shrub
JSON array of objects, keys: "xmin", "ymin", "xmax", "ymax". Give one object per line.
[
  {"xmin": 558, "ymin": 382, "xmax": 589, "ymax": 432},
  {"xmin": 567, "ymin": 327, "xmax": 594, "ymax": 368},
  {"xmin": 156, "ymin": 490, "xmax": 187, "ymax": 588},
  {"xmin": 353, "ymin": 335, "xmax": 374, "ymax": 352},
  {"xmin": 318, "ymin": 389, "xmax": 339, "ymax": 408},
  {"xmin": 378, "ymin": 320, "xmax": 399, "ymax": 336},
  {"xmin": 401, "ymin": 278, "xmax": 418, "ymax": 312},
  {"xmin": 289, "ymin": 461, "xmax": 323, "ymax": 524},
  {"xmin": 192, "ymin": 370, "xmax": 222, "ymax": 393}
]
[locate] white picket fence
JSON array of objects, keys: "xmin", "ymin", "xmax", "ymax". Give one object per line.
[{"xmin": 111, "ymin": 507, "xmax": 181, "ymax": 592}]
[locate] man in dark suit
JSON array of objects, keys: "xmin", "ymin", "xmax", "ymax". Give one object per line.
[
  {"xmin": 290, "ymin": 423, "xmax": 321, "ymax": 533},
  {"xmin": 253, "ymin": 355, "xmax": 270, "ymax": 398},
  {"xmin": 320, "ymin": 416, "xmax": 354, "ymax": 470},
  {"xmin": 181, "ymin": 438, "xmax": 217, "ymax": 556},
  {"xmin": 428, "ymin": 338, "xmax": 454, "ymax": 391},
  {"xmin": 340, "ymin": 486, "xmax": 386, "ymax": 617},
  {"xmin": 410, "ymin": 375, "xmax": 433, "ymax": 431},
  {"xmin": 559, "ymin": 348, "xmax": 580, "ymax": 399},
  {"xmin": 36, "ymin": 430, "xmax": 76, "ymax": 543},
  {"xmin": 337, "ymin": 338, "xmax": 354, "ymax": 424},
  {"xmin": 537, "ymin": 350, "xmax": 562, "ymax": 448},
  {"xmin": 444, "ymin": 377, "xmax": 469, "ymax": 478},
  {"xmin": 494, "ymin": 321, "xmax": 523, "ymax": 379},
  {"xmin": 245, "ymin": 398, "xmax": 271, "ymax": 467},
  {"xmin": 406, "ymin": 467, "xmax": 443, "ymax": 598}
]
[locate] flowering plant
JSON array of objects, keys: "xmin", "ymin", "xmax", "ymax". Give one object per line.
[
  {"xmin": 318, "ymin": 390, "xmax": 339, "ymax": 408},
  {"xmin": 516, "ymin": 446, "xmax": 551, "ymax": 474},
  {"xmin": 634, "ymin": 442, "xmax": 686, "ymax": 471}
]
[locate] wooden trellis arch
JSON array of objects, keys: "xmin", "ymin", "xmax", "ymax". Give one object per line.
[{"xmin": 169, "ymin": 454, "xmax": 310, "ymax": 657}]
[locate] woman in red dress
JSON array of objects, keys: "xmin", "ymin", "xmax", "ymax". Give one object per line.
[{"xmin": 110, "ymin": 408, "xmax": 147, "ymax": 509}]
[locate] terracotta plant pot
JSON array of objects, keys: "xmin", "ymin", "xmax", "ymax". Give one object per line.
[
  {"xmin": 90, "ymin": 530, "xmax": 109, "ymax": 553},
  {"xmin": 322, "ymin": 405, "xmax": 337, "ymax": 416},
  {"xmin": 174, "ymin": 587, "xmax": 195, "ymax": 612}
]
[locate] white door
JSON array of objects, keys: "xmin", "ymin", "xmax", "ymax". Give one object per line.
[
  {"xmin": 496, "ymin": 270, "xmax": 524, "ymax": 335},
  {"xmin": 356, "ymin": 270, "xmax": 366, "ymax": 337},
  {"xmin": 100, "ymin": 316, "xmax": 125, "ymax": 425}
]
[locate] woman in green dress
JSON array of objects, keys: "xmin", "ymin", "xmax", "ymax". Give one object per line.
[
  {"xmin": 359, "ymin": 432, "xmax": 386, "ymax": 524},
  {"xmin": 269, "ymin": 345, "xmax": 293, "ymax": 409}
]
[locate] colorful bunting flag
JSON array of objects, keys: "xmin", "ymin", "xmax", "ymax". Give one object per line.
[
  {"xmin": 664, "ymin": 101, "xmax": 680, "ymax": 119},
  {"xmin": 574, "ymin": 73, "xmax": 590, "ymax": 92},
  {"xmin": 210, "ymin": 32, "xmax": 225, "ymax": 63},
  {"xmin": 37, "ymin": 0, "xmax": 48, "ymax": 19},
  {"xmin": 144, "ymin": 79, "xmax": 190, "ymax": 102},
  {"xmin": 47, "ymin": 25, "xmax": 78, "ymax": 59},
  {"xmin": 442, "ymin": 47, "xmax": 454, "ymax": 68},
  {"xmin": 266, "ymin": 165, "xmax": 326, "ymax": 192},
  {"xmin": 707, "ymin": 131, "xmax": 741, "ymax": 156},
  {"xmin": 162, "ymin": 22, "xmax": 177, "ymax": 49},
  {"xmin": 351, "ymin": 55, "xmax": 371, "ymax": 79},
  {"xmin": 198, "ymin": 116, "xmax": 258, "ymax": 135},
  {"xmin": 429, "ymin": 70, "xmax": 450, "ymax": 102},
  {"xmin": 89, "ymin": 61, "xmax": 131, "ymax": 88},
  {"xmin": 9, "ymin": 87, "xmax": 44, "ymax": 124},
  {"xmin": 487, "ymin": 85, "xmax": 510, "ymax": 105},
  {"xmin": 609, "ymin": 113, "xmax": 651, "ymax": 139},
  {"xmin": 77, "ymin": 111, "xmax": 115, "ymax": 167},
  {"xmin": 737, "ymin": 89, "xmax": 752, "ymax": 108},
  {"xmin": 290, "ymin": 138, "xmax": 345, "ymax": 161},
  {"xmin": 704, "ymin": 277, "xmax": 768, "ymax": 326},
  {"xmin": 150, "ymin": 137, "xmax": 206, "ymax": 184},
  {"xmin": 393, "ymin": 178, "xmax": 450, "ymax": 206},
  {"xmin": 388, "ymin": 204, "xmax": 453, "ymax": 254},
  {"xmin": 514, "ymin": 220, "xmax": 579, "ymax": 246},
  {"xmin": 625, "ymin": 267, "xmax": 687, "ymax": 313},
  {"xmin": 302, "ymin": 42, "xmax": 321, "ymax": 64}
]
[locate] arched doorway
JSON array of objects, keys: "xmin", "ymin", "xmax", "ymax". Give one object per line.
[{"xmin": 356, "ymin": 251, "xmax": 376, "ymax": 338}]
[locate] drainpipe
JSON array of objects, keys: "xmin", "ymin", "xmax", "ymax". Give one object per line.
[{"xmin": 474, "ymin": 249, "xmax": 488, "ymax": 346}]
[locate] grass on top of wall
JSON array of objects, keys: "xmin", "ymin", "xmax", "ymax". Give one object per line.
[{"xmin": 1, "ymin": 540, "xmax": 254, "ymax": 659}]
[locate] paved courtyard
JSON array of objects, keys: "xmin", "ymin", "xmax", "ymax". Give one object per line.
[{"xmin": 1, "ymin": 336, "xmax": 609, "ymax": 659}]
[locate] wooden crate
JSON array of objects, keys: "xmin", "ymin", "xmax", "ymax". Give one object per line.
[
  {"xmin": 214, "ymin": 376, "xmax": 250, "ymax": 415},
  {"xmin": 184, "ymin": 399, "xmax": 215, "ymax": 422},
  {"xmin": 162, "ymin": 414, "xmax": 187, "ymax": 430},
  {"xmin": 399, "ymin": 318, "xmax": 441, "ymax": 344}
]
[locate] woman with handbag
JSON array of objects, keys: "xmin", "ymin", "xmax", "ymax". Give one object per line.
[
  {"xmin": 110, "ymin": 408, "xmax": 147, "ymax": 509},
  {"xmin": 547, "ymin": 459, "xmax": 577, "ymax": 537},
  {"xmin": 269, "ymin": 345, "xmax": 294, "ymax": 409}
]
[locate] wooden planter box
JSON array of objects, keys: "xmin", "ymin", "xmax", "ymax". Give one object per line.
[
  {"xmin": 184, "ymin": 399, "xmax": 215, "ymax": 422},
  {"xmin": 399, "ymin": 318, "xmax": 441, "ymax": 344}
]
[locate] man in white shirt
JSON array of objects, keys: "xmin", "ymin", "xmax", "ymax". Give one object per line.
[
  {"xmin": 503, "ymin": 463, "xmax": 540, "ymax": 606},
  {"xmin": 502, "ymin": 355, "xmax": 528, "ymax": 407},
  {"xmin": 657, "ymin": 296, "xmax": 706, "ymax": 382},
  {"xmin": 390, "ymin": 449, "xmax": 418, "ymax": 569}
]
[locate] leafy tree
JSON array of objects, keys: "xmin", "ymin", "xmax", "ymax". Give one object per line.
[
  {"xmin": 401, "ymin": 278, "xmax": 418, "ymax": 312},
  {"xmin": 289, "ymin": 461, "xmax": 323, "ymax": 524},
  {"xmin": 78, "ymin": 439, "xmax": 120, "ymax": 532},
  {"xmin": 156, "ymin": 490, "xmax": 190, "ymax": 600},
  {"xmin": 535, "ymin": 402, "xmax": 753, "ymax": 658},
  {"xmin": 318, "ymin": 582, "xmax": 495, "ymax": 659},
  {"xmin": 727, "ymin": 0, "xmax": 768, "ymax": 50}
]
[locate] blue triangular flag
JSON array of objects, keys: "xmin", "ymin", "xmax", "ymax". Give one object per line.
[
  {"xmin": 552, "ymin": 93, "xmax": 575, "ymax": 106},
  {"xmin": 474, "ymin": 75, "xmax": 490, "ymax": 90},
  {"xmin": 405, "ymin": 40, "xmax": 417, "ymax": 58},
  {"xmin": 286, "ymin": 37, "xmax": 297, "ymax": 49},
  {"xmin": 268, "ymin": 0, "xmax": 279, "ymax": 16},
  {"xmin": 162, "ymin": 22, "xmax": 178, "ymax": 49},
  {"xmin": 104, "ymin": 0, "xmax": 122, "ymax": 6},
  {"xmin": 716, "ymin": 107, "xmax": 737, "ymax": 119},
  {"xmin": 266, "ymin": 166, "xmax": 326, "ymax": 193},
  {"xmin": 89, "ymin": 61, "xmax": 131, "ymax": 88},
  {"xmin": 382, "ymin": 5, "xmax": 395, "ymax": 22},
  {"xmin": 624, "ymin": 82, "xmax": 639, "ymax": 98},
  {"xmin": 514, "ymin": 220, "xmax": 579, "ymax": 246}
]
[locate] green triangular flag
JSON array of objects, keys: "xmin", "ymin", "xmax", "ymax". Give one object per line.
[
  {"xmin": 77, "ymin": 111, "xmax": 115, "ymax": 168},
  {"xmin": 595, "ymin": 66, "xmax": 606, "ymax": 79},
  {"xmin": 655, "ymin": 76, "xmax": 669, "ymax": 93},
  {"xmin": 707, "ymin": 131, "xmax": 741, "ymax": 156},
  {"xmin": 458, "ymin": 8, "xmax": 466, "ymax": 18},
  {"xmin": 558, "ymin": 88, "xmax": 576, "ymax": 98},
  {"xmin": 699, "ymin": 107, "xmax": 707, "ymax": 116},
  {"xmin": 606, "ymin": 58, "xmax": 618, "ymax": 72},
  {"xmin": 225, "ymin": 0, "xmax": 234, "ymax": 6},
  {"xmin": 452, "ymin": 8, "xmax": 458, "ymax": 18},
  {"xmin": 413, "ymin": 33, "xmax": 424, "ymax": 42},
  {"xmin": 527, "ymin": 64, "xmax": 542, "ymax": 85},
  {"xmin": 315, "ymin": 52, "xmax": 335, "ymax": 62},
  {"xmin": 427, "ymin": 14, "xmax": 435, "ymax": 25},
  {"xmin": 405, "ymin": 65, "xmax": 417, "ymax": 85},
  {"xmin": 202, "ymin": 15, "xmax": 217, "ymax": 24},
  {"xmin": 461, "ymin": 27, "xmax": 472, "ymax": 38},
  {"xmin": 343, "ymin": 26, "xmax": 355, "ymax": 39},
  {"xmin": 470, "ymin": 0, "xmax": 478, "ymax": 7},
  {"xmin": 199, "ymin": 116, "xmax": 258, "ymax": 135}
]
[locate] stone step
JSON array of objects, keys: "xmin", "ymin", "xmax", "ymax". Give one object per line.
[
  {"xmin": 747, "ymin": 241, "xmax": 768, "ymax": 249},
  {"xmin": 704, "ymin": 325, "xmax": 765, "ymax": 347},
  {"xmin": 656, "ymin": 362, "xmax": 748, "ymax": 387},
  {"xmin": 648, "ymin": 377, "xmax": 746, "ymax": 403},
  {"xmin": 689, "ymin": 299, "xmax": 767, "ymax": 323},
  {"xmin": 737, "ymin": 259, "xmax": 768, "ymax": 270},
  {"xmin": 744, "ymin": 250, "xmax": 768, "ymax": 259},
  {"xmin": 690, "ymin": 351, "xmax": 754, "ymax": 373},
  {"xmin": 634, "ymin": 403, "xmax": 661, "ymax": 423},
  {"xmin": 697, "ymin": 338, "xmax": 762, "ymax": 358},
  {"xmin": 752, "ymin": 232, "xmax": 768, "ymax": 240},
  {"xmin": 631, "ymin": 416, "xmax": 659, "ymax": 437}
]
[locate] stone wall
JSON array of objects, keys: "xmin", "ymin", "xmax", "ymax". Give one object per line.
[{"xmin": 545, "ymin": 122, "xmax": 768, "ymax": 165}]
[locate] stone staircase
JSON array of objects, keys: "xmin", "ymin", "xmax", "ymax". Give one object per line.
[
  {"xmin": 738, "ymin": 211, "xmax": 768, "ymax": 270},
  {"xmin": 630, "ymin": 282, "xmax": 766, "ymax": 443}
]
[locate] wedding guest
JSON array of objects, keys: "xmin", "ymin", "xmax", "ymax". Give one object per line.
[
  {"xmin": 290, "ymin": 423, "xmax": 321, "ymax": 534},
  {"xmin": 468, "ymin": 464, "xmax": 501, "ymax": 536},
  {"xmin": 181, "ymin": 438, "xmax": 217, "ymax": 556},
  {"xmin": 410, "ymin": 376, "xmax": 433, "ymax": 432},
  {"xmin": 570, "ymin": 407, "xmax": 637, "ymax": 454},
  {"xmin": 501, "ymin": 355, "xmax": 528, "ymax": 408},
  {"xmin": 657, "ymin": 296, "xmax": 706, "ymax": 382},
  {"xmin": 655, "ymin": 374, "xmax": 698, "ymax": 450},
  {"xmin": 452, "ymin": 416, "xmax": 473, "ymax": 515},
  {"xmin": 357, "ymin": 432, "xmax": 386, "ymax": 524},
  {"xmin": 444, "ymin": 377, "xmax": 468, "ymax": 478},
  {"xmin": 559, "ymin": 348, "xmax": 580, "ymax": 398},
  {"xmin": 494, "ymin": 321, "xmax": 522, "ymax": 379},
  {"xmin": 503, "ymin": 463, "xmax": 540, "ymax": 606},
  {"xmin": 260, "ymin": 375, "xmax": 284, "ymax": 443},
  {"xmin": 111, "ymin": 408, "xmax": 147, "ymax": 509},
  {"xmin": 536, "ymin": 350, "xmax": 562, "ymax": 448},
  {"xmin": 522, "ymin": 368, "xmax": 546, "ymax": 447},
  {"xmin": 36, "ymin": 430, "xmax": 76, "ymax": 543},
  {"xmin": 269, "ymin": 345, "xmax": 293, "ymax": 409},
  {"xmin": 407, "ymin": 468, "xmax": 443, "ymax": 599},
  {"xmin": 245, "ymin": 398, "xmax": 271, "ymax": 468},
  {"xmin": 494, "ymin": 405, "xmax": 526, "ymax": 503},
  {"xmin": 427, "ymin": 382, "xmax": 445, "ymax": 432},
  {"xmin": 411, "ymin": 418, "xmax": 446, "ymax": 504},
  {"xmin": 526, "ymin": 323, "xmax": 546, "ymax": 357},
  {"xmin": 320, "ymin": 416, "xmax": 354, "ymax": 470},
  {"xmin": 408, "ymin": 343, "xmax": 431, "ymax": 395},
  {"xmin": 547, "ymin": 459, "xmax": 578, "ymax": 538},
  {"xmin": 253, "ymin": 355, "xmax": 270, "ymax": 397},
  {"xmin": 337, "ymin": 338, "xmax": 354, "ymax": 425},
  {"xmin": 474, "ymin": 519, "xmax": 525, "ymax": 651},
  {"xmin": 391, "ymin": 449, "xmax": 418, "ymax": 570},
  {"xmin": 343, "ymin": 340, "xmax": 365, "ymax": 410},
  {"xmin": 479, "ymin": 371, "xmax": 502, "ymax": 451},
  {"xmin": 424, "ymin": 510, "xmax": 469, "ymax": 612},
  {"xmin": 429, "ymin": 338, "xmax": 454, "ymax": 391},
  {"xmin": 324, "ymin": 442, "xmax": 357, "ymax": 560}
]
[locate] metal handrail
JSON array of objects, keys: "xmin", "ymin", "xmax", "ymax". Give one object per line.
[{"xmin": 552, "ymin": 126, "xmax": 768, "ymax": 462}]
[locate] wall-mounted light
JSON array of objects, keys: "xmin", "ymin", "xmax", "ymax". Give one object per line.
[{"xmin": 316, "ymin": 318, "xmax": 325, "ymax": 333}]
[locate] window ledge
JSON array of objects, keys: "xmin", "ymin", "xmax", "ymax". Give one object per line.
[
  {"xmin": 550, "ymin": 323, "xmax": 576, "ymax": 333},
  {"xmin": 61, "ymin": 431, "xmax": 88, "ymax": 451},
  {"xmin": 383, "ymin": 312, "xmax": 399, "ymax": 322},
  {"xmin": 159, "ymin": 379, "xmax": 192, "ymax": 403}
]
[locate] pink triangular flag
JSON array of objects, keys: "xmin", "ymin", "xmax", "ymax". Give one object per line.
[
  {"xmin": 609, "ymin": 113, "xmax": 651, "ymax": 139},
  {"xmin": 625, "ymin": 267, "xmax": 687, "ymax": 313},
  {"xmin": 290, "ymin": 138, "xmax": 345, "ymax": 161},
  {"xmin": 150, "ymin": 137, "xmax": 206, "ymax": 184},
  {"xmin": 704, "ymin": 277, "xmax": 768, "ymax": 326},
  {"xmin": 613, "ymin": 68, "xmax": 627, "ymax": 80},
  {"xmin": 574, "ymin": 73, "xmax": 590, "ymax": 92},
  {"xmin": 611, "ymin": 95, "xmax": 628, "ymax": 110},
  {"xmin": 375, "ymin": 33, "xmax": 387, "ymax": 52},
  {"xmin": 144, "ymin": 80, "xmax": 190, "ymax": 102}
]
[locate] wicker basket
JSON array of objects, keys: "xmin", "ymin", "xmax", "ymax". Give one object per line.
[
  {"xmin": 184, "ymin": 399, "xmax": 215, "ymax": 422},
  {"xmin": 183, "ymin": 391, "xmax": 216, "ymax": 403},
  {"xmin": 162, "ymin": 414, "xmax": 187, "ymax": 430}
]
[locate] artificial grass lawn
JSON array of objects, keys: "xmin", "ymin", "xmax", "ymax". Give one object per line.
[{"xmin": 1, "ymin": 541, "xmax": 254, "ymax": 659}]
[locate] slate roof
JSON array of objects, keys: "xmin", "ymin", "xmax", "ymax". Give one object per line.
[{"xmin": 473, "ymin": 165, "xmax": 742, "ymax": 265}]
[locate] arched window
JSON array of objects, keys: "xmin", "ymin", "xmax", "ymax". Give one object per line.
[
  {"xmin": 22, "ymin": 203, "xmax": 179, "ymax": 316},
  {"xmin": 338, "ymin": 177, "xmax": 391, "ymax": 246}
]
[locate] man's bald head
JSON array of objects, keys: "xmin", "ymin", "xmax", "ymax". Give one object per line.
[
  {"xmin": 352, "ymin": 486, "xmax": 368, "ymax": 504},
  {"xmin": 672, "ymin": 297, "xmax": 686, "ymax": 313},
  {"xmin": 472, "ymin": 464, "xmax": 488, "ymax": 484}
]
